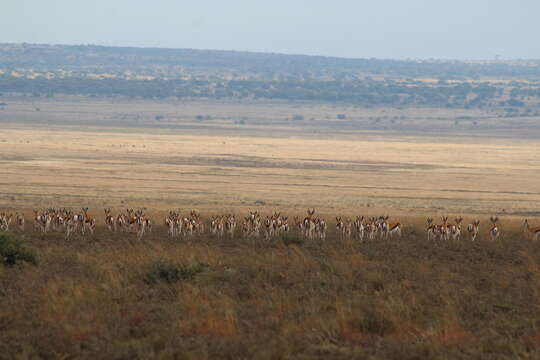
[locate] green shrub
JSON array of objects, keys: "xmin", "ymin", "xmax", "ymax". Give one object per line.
[
  {"xmin": 145, "ymin": 258, "xmax": 208, "ymax": 284},
  {"xmin": 281, "ymin": 232, "xmax": 304, "ymax": 246},
  {"xmin": 0, "ymin": 232, "xmax": 38, "ymax": 266}
]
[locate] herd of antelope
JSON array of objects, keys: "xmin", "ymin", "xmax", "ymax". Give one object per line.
[
  {"xmin": 1, "ymin": 209, "xmax": 540, "ymax": 242},
  {"xmin": 0, "ymin": 208, "xmax": 151, "ymax": 240},
  {"xmin": 425, "ymin": 216, "xmax": 504, "ymax": 241}
]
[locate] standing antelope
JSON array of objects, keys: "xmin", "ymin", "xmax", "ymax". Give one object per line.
[
  {"xmin": 365, "ymin": 218, "xmax": 378, "ymax": 241},
  {"xmin": 16, "ymin": 213, "xmax": 25, "ymax": 232},
  {"xmin": 489, "ymin": 216, "xmax": 500, "ymax": 240},
  {"xmin": 303, "ymin": 209, "xmax": 316, "ymax": 240},
  {"xmin": 388, "ymin": 220, "xmax": 402, "ymax": 239},
  {"xmin": 104, "ymin": 208, "xmax": 115, "ymax": 231},
  {"xmin": 427, "ymin": 218, "xmax": 436, "ymax": 241},
  {"xmin": 65, "ymin": 217, "xmax": 78, "ymax": 239},
  {"xmin": 81, "ymin": 208, "xmax": 96, "ymax": 235},
  {"xmin": 336, "ymin": 217, "xmax": 345, "ymax": 238},
  {"xmin": 467, "ymin": 220, "xmax": 480, "ymax": 241},
  {"xmin": 450, "ymin": 217, "xmax": 463, "ymax": 241},
  {"xmin": 354, "ymin": 216, "xmax": 365, "ymax": 241},
  {"xmin": 523, "ymin": 219, "xmax": 540, "ymax": 241},
  {"xmin": 377, "ymin": 216, "xmax": 390, "ymax": 240}
]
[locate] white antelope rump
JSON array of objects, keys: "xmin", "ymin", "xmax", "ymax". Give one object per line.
[
  {"xmin": 15, "ymin": 212, "xmax": 25, "ymax": 232},
  {"xmin": 489, "ymin": 216, "xmax": 500, "ymax": 240},
  {"xmin": 426, "ymin": 218, "xmax": 436, "ymax": 241},
  {"xmin": 336, "ymin": 217, "xmax": 345, "ymax": 238},
  {"xmin": 376, "ymin": 216, "xmax": 390, "ymax": 240},
  {"xmin": 354, "ymin": 216, "xmax": 365, "ymax": 241},
  {"xmin": 33, "ymin": 209, "xmax": 50, "ymax": 233},
  {"xmin": 225, "ymin": 214, "xmax": 237, "ymax": 238},
  {"xmin": 166, "ymin": 209, "xmax": 203, "ymax": 238},
  {"xmin": 243, "ymin": 211, "xmax": 261, "ymax": 238},
  {"xmin": 314, "ymin": 217, "xmax": 327, "ymax": 240},
  {"xmin": 430, "ymin": 216, "xmax": 449, "ymax": 241},
  {"xmin": 65, "ymin": 216, "xmax": 78, "ymax": 239},
  {"xmin": 210, "ymin": 215, "xmax": 225, "ymax": 238},
  {"xmin": 0, "ymin": 213, "xmax": 13, "ymax": 232},
  {"xmin": 104, "ymin": 208, "xmax": 116, "ymax": 231},
  {"xmin": 467, "ymin": 220, "xmax": 480, "ymax": 241},
  {"xmin": 261, "ymin": 212, "xmax": 289, "ymax": 240},
  {"xmin": 439, "ymin": 216, "xmax": 450, "ymax": 241},
  {"xmin": 365, "ymin": 218, "xmax": 378, "ymax": 241},
  {"xmin": 302, "ymin": 208, "xmax": 317, "ymax": 239},
  {"xmin": 165, "ymin": 211, "xmax": 179, "ymax": 237},
  {"xmin": 523, "ymin": 219, "xmax": 540, "ymax": 241},
  {"xmin": 449, "ymin": 217, "xmax": 463, "ymax": 241},
  {"xmin": 336, "ymin": 217, "xmax": 352, "ymax": 239}
]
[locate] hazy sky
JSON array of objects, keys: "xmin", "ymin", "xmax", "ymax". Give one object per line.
[{"xmin": 2, "ymin": 0, "xmax": 539, "ymax": 59}]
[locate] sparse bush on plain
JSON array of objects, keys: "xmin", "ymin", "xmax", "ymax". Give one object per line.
[
  {"xmin": 0, "ymin": 232, "xmax": 38, "ymax": 266},
  {"xmin": 145, "ymin": 258, "xmax": 208, "ymax": 284},
  {"xmin": 280, "ymin": 232, "xmax": 304, "ymax": 246}
]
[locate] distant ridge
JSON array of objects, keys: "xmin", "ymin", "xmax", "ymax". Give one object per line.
[
  {"xmin": 1, "ymin": 42, "xmax": 539, "ymax": 78},
  {"xmin": 1, "ymin": 43, "xmax": 539, "ymax": 109}
]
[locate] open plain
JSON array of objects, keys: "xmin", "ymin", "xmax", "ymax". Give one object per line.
[
  {"xmin": 1, "ymin": 96, "xmax": 540, "ymax": 359},
  {"xmin": 1, "ymin": 96, "xmax": 539, "ymax": 217}
]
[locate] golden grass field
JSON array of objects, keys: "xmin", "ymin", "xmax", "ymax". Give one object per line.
[
  {"xmin": 1, "ymin": 97, "xmax": 539, "ymax": 218},
  {"xmin": 1, "ymin": 97, "xmax": 540, "ymax": 358}
]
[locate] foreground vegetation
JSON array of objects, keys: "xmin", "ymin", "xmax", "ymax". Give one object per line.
[{"xmin": 1, "ymin": 222, "xmax": 540, "ymax": 359}]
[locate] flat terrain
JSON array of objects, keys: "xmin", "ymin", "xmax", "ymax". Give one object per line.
[
  {"xmin": 0, "ymin": 97, "xmax": 539, "ymax": 217},
  {"xmin": 1, "ymin": 96, "xmax": 540, "ymax": 359},
  {"xmin": 2, "ymin": 223, "xmax": 540, "ymax": 359}
]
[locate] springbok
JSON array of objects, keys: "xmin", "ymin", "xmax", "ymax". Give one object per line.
[
  {"xmin": 354, "ymin": 216, "xmax": 365, "ymax": 241},
  {"xmin": 16, "ymin": 213, "xmax": 25, "ymax": 232},
  {"xmin": 303, "ymin": 209, "xmax": 316, "ymax": 240},
  {"xmin": 377, "ymin": 216, "xmax": 390, "ymax": 240},
  {"xmin": 427, "ymin": 218, "xmax": 436, "ymax": 241},
  {"xmin": 523, "ymin": 219, "xmax": 540, "ymax": 241},
  {"xmin": 0, "ymin": 213, "xmax": 13, "ymax": 231},
  {"xmin": 388, "ymin": 220, "xmax": 402, "ymax": 239},
  {"xmin": 450, "ymin": 217, "xmax": 463, "ymax": 241},
  {"xmin": 467, "ymin": 220, "xmax": 480, "ymax": 241},
  {"xmin": 489, "ymin": 216, "xmax": 500, "ymax": 240},
  {"xmin": 435, "ymin": 216, "xmax": 449, "ymax": 241},
  {"xmin": 81, "ymin": 208, "xmax": 96, "ymax": 235},
  {"xmin": 104, "ymin": 208, "xmax": 115, "ymax": 231},
  {"xmin": 336, "ymin": 217, "xmax": 345, "ymax": 238}
]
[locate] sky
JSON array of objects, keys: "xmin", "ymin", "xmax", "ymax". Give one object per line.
[{"xmin": 1, "ymin": 0, "xmax": 539, "ymax": 59}]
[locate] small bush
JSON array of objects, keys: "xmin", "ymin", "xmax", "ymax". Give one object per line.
[
  {"xmin": 145, "ymin": 258, "xmax": 208, "ymax": 284},
  {"xmin": 281, "ymin": 232, "xmax": 304, "ymax": 247},
  {"xmin": 0, "ymin": 232, "xmax": 38, "ymax": 266}
]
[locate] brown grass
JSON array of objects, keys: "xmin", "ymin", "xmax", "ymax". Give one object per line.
[{"xmin": 1, "ymin": 219, "xmax": 540, "ymax": 358}]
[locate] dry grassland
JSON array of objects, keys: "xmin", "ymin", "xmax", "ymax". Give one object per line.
[
  {"xmin": 0, "ymin": 126, "xmax": 539, "ymax": 217},
  {"xmin": 2, "ymin": 222, "xmax": 540, "ymax": 359},
  {"xmin": 1, "ymin": 98, "xmax": 540, "ymax": 358}
]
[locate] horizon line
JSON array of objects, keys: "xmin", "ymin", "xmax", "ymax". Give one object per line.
[{"xmin": 2, "ymin": 41, "xmax": 539, "ymax": 64}]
